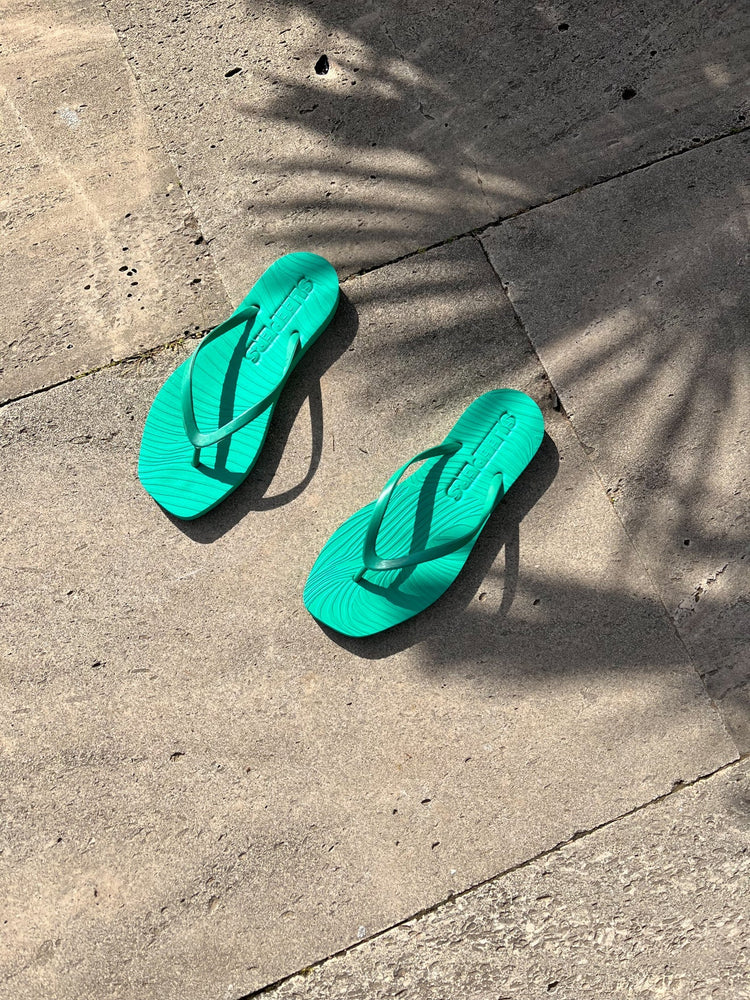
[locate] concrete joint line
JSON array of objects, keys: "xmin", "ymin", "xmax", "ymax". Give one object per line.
[
  {"xmin": 474, "ymin": 232, "xmax": 568, "ymax": 421},
  {"xmin": 339, "ymin": 123, "xmax": 750, "ymax": 284},
  {"xmin": 238, "ymin": 755, "xmax": 744, "ymax": 1000},
  {"xmin": 0, "ymin": 331, "xmax": 208, "ymax": 410},
  {"xmin": 4, "ymin": 111, "xmax": 744, "ymax": 408},
  {"xmin": 473, "ymin": 234, "xmax": 743, "ymax": 752}
]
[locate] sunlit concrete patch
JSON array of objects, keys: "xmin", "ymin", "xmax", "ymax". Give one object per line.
[
  {"xmin": 0, "ymin": 0, "xmax": 230, "ymax": 402},
  {"xmin": 0, "ymin": 240, "xmax": 736, "ymax": 999},
  {"xmin": 266, "ymin": 760, "xmax": 750, "ymax": 1000},
  {"xmin": 481, "ymin": 131, "xmax": 750, "ymax": 747},
  {"xmin": 104, "ymin": 0, "xmax": 746, "ymax": 295}
]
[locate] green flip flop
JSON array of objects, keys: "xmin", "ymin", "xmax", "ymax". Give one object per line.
[
  {"xmin": 304, "ymin": 389, "xmax": 544, "ymax": 637},
  {"xmin": 138, "ymin": 252, "xmax": 339, "ymax": 519}
]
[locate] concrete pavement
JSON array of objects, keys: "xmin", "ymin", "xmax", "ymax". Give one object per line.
[
  {"xmin": 267, "ymin": 760, "xmax": 750, "ymax": 1000},
  {"xmin": 1, "ymin": 2, "xmax": 747, "ymax": 998},
  {"xmin": 482, "ymin": 133, "xmax": 749, "ymax": 746},
  {"xmin": 0, "ymin": 0, "xmax": 228, "ymax": 402},
  {"xmin": 105, "ymin": 0, "xmax": 747, "ymax": 295},
  {"xmin": 4, "ymin": 239, "xmax": 738, "ymax": 997}
]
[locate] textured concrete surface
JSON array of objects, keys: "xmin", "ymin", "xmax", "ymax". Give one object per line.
[
  {"xmin": 0, "ymin": 240, "xmax": 736, "ymax": 1000},
  {"xmin": 481, "ymin": 133, "xmax": 750, "ymax": 747},
  {"xmin": 266, "ymin": 759, "xmax": 750, "ymax": 1000},
  {"xmin": 104, "ymin": 0, "xmax": 747, "ymax": 297},
  {"xmin": 3, "ymin": 4, "xmax": 748, "ymax": 994},
  {"xmin": 0, "ymin": 0, "xmax": 229, "ymax": 402}
]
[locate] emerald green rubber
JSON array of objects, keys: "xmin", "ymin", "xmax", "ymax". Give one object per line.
[
  {"xmin": 304, "ymin": 389, "xmax": 544, "ymax": 637},
  {"xmin": 138, "ymin": 252, "xmax": 339, "ymax": 519}
]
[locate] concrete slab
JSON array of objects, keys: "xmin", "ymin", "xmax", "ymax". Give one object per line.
[
  {"xmin": 0, "ymin": 0, "xmax": 229, "ymax": 403},
  {"xmin": 0, "ymin": 240, "xmax": 736, "ymax": 1000},
  {"xmin": 104, "ymin": 0, "xmax": 747, "ymax": 297},
  {"xmin": 267, "ymin": 759, "xmax": 750, "ymax": 1000},
  {"xmin": 481, "ymin": 133, "xmax": 750, "ymax": 747}
]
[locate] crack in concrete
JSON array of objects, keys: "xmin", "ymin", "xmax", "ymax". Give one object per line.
[
  {"xmin": 381, "ymin": 19, "xmax": 404, "ymax": 60},
  {"xmin": 468, "ymin": 154, "xmax": 493, "ymax": 216},
  {"xmin": 673, "ymin": 562, "xmax": 730, "ymax": 626},
  {"xmin": 238, "ymin": 754, "xmax": 745, "ymax": 1000},
  {"xmin": 0, "ymin": 330, "xmax": 208, "ymax": 410}
]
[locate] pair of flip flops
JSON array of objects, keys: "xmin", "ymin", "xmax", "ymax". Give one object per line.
[{"xmin": 138, "ymin": 253, "xmax": 545, "ymax": 637}]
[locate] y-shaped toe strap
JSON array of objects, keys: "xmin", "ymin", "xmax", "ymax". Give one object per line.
[
  {"xmin": 354, "ymin": 439, "xmax": 504, "ymax": 582},
  {"xmin": 180, "ymin": 304, "xmax": 300, "ymax": 467}
]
